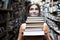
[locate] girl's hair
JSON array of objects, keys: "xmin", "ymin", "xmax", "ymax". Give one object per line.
[{"xmin": 26, "ymin": 4, "xmax": 40, "ymax": 16}]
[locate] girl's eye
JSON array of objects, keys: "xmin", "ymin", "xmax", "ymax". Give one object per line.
[
  {"xmin": 30, "ymin": 8, "xmax": 33, "ymax": 10},
  {"xmin": 35, "ymin": 8, "xmax": 38, "ymax": 10}
]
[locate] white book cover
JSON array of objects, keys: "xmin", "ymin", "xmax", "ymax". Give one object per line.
[{"xmin": 23, "ymin": 31, "xmax": 45, "ymax": 36}]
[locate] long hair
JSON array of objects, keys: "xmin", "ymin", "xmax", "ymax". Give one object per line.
[{"xmin": 26, "ymin": 4, "xmax": 40, "ymax": 16}]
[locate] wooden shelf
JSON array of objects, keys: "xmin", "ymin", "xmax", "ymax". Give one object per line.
[
  {"xmin": 46, "ymin": 18, "xmax": 60, "ymax": 35},
  {"xmin": 0, "ymin": 8, "xmax": 13, "ymax": 12},
  {"xmin": 49, "ymin": 26, "xmax": 60, "ymax": 35},
  {"xmin": 0, "ymin": 20, "xmax": 6, "ymax": 23},
  {"xmin": 0, "ymin": 19, "xmax": 6, "ymax": 23},
  {"xmin": 47, "ymin": 14, "xmax": 60, "ymax": 22},
  {"xmin": 48, "ymin": 24, "xmax": 60, "ymax": 35}
]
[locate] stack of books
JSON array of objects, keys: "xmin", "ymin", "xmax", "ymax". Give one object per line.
[{"xmin": 23, "ymin": 17, "xmax": 45, "ymax": 36}]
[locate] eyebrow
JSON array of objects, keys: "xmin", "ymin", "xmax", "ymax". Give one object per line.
[
  {"xmin": 29, "ymin": 8, "xmax": 39, "ymax": 10},
  {"xmin": 30, "ymin": 8, "xmax": 33, "ymax": 10},
  {"xmin": 35, "ymin": 8, "xmax": 39, "ymax": 10}
]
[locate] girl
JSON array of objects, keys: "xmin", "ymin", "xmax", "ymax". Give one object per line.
[{"xmin": 17, "ymin": 4, "xmax": 51, "ymax": 40}]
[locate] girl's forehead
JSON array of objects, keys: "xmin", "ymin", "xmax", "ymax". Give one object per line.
[{"xmin": 30, "ymin": 5, "xmax": 38, "ymax": 8}]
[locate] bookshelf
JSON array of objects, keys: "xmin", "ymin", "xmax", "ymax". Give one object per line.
[{"xmin": 0, "ymin": 0, "xmax": 26, "ymax": 40}]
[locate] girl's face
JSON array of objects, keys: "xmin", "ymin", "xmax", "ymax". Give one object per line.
[{"xmin": 29, "ymin": 5, "xmax": 39, "ymax": 17}]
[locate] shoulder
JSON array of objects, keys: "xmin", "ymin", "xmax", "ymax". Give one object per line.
[
  {"xmin": 20, "ymin": 23, "xmax": 26, "ymax": 30},
  {"xmin": 44, "ymin": 23, "xmax": 48, "ymax": 26},
  {"xmin": 43, "ymin": 23, "xmax": 48, "ymax": 30}
]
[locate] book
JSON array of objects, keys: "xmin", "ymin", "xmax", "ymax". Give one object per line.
[{"xmin": 23, "ymin": 17, "xmax": 45, "ymax": 36}]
